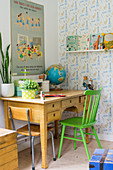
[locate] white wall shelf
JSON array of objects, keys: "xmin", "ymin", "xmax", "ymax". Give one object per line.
[{"xmin": 66, "ymin": 49, "xmax": 113, "ymax": 53}]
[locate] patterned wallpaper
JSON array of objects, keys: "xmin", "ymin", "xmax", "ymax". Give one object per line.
[{"xmin": 58, "ymin": 0, "xmax": 113, "ymax": 140}]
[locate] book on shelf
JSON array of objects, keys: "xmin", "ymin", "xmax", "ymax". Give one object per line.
[
  {"xmin": 78, "ymin": 34, "xmax": 90, "ymax": 50},
  {"xmin": 90, "ymin": 33, "xmax": 103, "ymax": 50},
  {"xmin": 66, "ymin": 35, "xmax": 78, "ymax": 51}
]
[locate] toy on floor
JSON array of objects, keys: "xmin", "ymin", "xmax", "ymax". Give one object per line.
[{"xmin": 89, "ymin": 149, "xmax": 113, "ymax": 170}]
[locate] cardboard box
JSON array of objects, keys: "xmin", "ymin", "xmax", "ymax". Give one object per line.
[{"xmin": 89, "ymin": 149, "xmax": 113, "ymax": 170}]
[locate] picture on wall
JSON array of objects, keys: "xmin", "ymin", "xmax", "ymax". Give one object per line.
[{"xmin": 10, "ymin": 0, "xmax": 44, "ymax": 75}]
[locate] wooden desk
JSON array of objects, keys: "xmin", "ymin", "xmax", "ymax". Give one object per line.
[{"xmin": 0, "ymin": 90, "xmax": 84, "ymax": 169}]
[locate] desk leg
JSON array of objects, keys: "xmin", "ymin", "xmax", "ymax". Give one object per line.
[
  {"xmin": 4, "ymin": 101, "xmax": 11, "ymax": 129},
  {"xmin": 54, "ymin": 120, "xmax": 59, "ymax": 139},
  {"xmin": 85, "ymin": 128, "xmax": 90, "ymax": 144},
  {"xmin": 40, "ymin": 108, "xmax": 48, "ymax": 169}
]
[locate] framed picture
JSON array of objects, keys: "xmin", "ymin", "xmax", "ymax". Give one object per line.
[{"xmin": 10, "ymin": 0, "xmax": 45, "ymax": 75}]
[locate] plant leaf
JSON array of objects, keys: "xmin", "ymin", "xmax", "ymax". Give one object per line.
[
  {"xmin": 0, "ymin": 33, "xmax": 5, "ymax": 65},
  {"xmin": 5, "ymin": 59, "xmax": 9, "ymax": 83},
  {"xmin": 0, "ymin": 69, "xmax": 4, "ymax": 83},
  {"xmin": 6, "ymin": 44, "xmax": 10, "ymax": 67},
  {"xmin": 0, "ymin": 33, "xmax": 2, "ymax": 50},
  {"xmin": 1, "ymin": 49, "xmax": 4, "ymax": 63},
  {"xmin": 1, "ymin": 61, "xmax": 4, "ymax": 79},
  {"xmin": 0, "ymin": 32, "xmax": 11, "ymax": 83}
]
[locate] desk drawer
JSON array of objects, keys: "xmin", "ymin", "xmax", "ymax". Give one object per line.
[
  {"xmin": 47, "ymin": 111, "xmax": 61, "ymax": 122},
  {"xmin": 46, "ymin": 102, "xmax": 60, "ymax": 113},
  {"xmin": 62, "ymin": 98, "xmax": 78, "ymax": 108}
]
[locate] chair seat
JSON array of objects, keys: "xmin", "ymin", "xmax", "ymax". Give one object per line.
[
  {"xmin": 60, "ymin": 117, "xmax": 96, "ymax": 128},
  {"xmin": 17, "ymin": 124, "xmax": 54, "ymax": 136}
]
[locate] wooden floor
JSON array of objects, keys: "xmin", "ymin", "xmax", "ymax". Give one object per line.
[{"xmin": 18, "ymin": 137, "xmax": 113, "ymax": 170}]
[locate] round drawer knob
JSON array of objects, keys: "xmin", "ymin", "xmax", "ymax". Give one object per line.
[
  {"xmin": 53, "ymin": 113, "xmax": 55, "ymax": 117},
  {"xmin": 52, "ymin": 104, "xmax": 54, "ymax": 107}
]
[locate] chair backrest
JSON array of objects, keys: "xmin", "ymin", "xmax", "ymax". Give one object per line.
[
  {"xmin": 9, "ymin": 107, "xmax": 31, "ymax": 121},
  {"xmin": 82, "ymin": 88, "xmax": 102, "ymax": 125},
  {"xmin": 9, "ymin": 106, "xmax": 32, "ymax": 136}
]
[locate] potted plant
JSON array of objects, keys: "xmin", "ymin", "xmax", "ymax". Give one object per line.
[
  {"xmin": 0, "ymin": 33, "xmax": 14, "ymax": 97},
  {"xmin": 20, "ymin": 79, "xmax": 39, "ymax": 99}
]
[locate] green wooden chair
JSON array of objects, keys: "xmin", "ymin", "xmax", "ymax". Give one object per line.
[{"xmin": 58, "ymin": 88, "xmax": 102, "ymax": 161}]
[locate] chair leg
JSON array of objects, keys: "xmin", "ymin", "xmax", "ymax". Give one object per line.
[
  {"xmin": 49, "ymin": 131, "xmax": 56, "ymax": 161},
  {"xmin": 91, "ymin": 126, "xmax": 102, "ymax": 149},
  {"xmin": 74, "ymin": 128, "xmax": 77, "ymax": 150},
  {"xmin": 30, "ymin": 137, "xmax": 32, "ymax": 154},
  {"xmin": 39, "ymin": 136, "xmax": 41, "ymax": 153},
  {"xmin": 80, "ymin": 128, "xmax": 90, "ymax": 161},
  {"xmin": 58, "ymin": 125, "xmax": 65, "ymax": 158},
  {"xmin": 31, "ymin": 136, "xmax": 35, "ymax": 170}
]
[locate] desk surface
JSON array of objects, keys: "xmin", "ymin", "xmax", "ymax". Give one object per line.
[{"xmin": 0, "ymin": 90, "xmax": 84, "ymax": 104}]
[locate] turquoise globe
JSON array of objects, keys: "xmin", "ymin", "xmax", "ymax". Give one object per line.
[{"xmin": 46, "ymin": 64, "xmax": 66, "ymax": 85}]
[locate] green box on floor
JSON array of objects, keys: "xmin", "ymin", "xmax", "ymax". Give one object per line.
[{"xmin": 89, "ymin": 149, "xmax": 113, "ymax": 170}]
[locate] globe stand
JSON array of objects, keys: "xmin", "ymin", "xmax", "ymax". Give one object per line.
[{"xmin": 50, "ymin": 85, "xmax": 63, "ymax": 91}]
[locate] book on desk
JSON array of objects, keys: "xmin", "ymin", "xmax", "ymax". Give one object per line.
[{"xmin": 43, "ymin": 94, "xmax": 66, "ymax": 97}]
